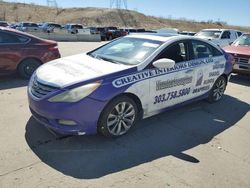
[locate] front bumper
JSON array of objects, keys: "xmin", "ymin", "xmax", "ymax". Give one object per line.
[
  {"xmin": 28, "ymin": 94, "xmax": 107, "ymax": 135},
  {"xmin": 233, "ymin": 63, "xmax": 250, "ymax": 74}
]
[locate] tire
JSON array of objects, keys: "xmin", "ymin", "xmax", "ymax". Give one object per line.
[
  {"xmin": 98, "ymin": 96, "xmax": 138, "ymax": 137},
  {"xmin": 18, "ymin": 59, "xmax": 41, "ymax": 79},
  {"xmin": 208, "ymin": 76, "xmax": 227, "ymax": 103}
]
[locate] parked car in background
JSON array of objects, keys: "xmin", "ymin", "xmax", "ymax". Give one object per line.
[
  {"xmin": 96, "ymin": 27, "xmax": 122, "ymax": 41},
  {"xmin": 95, "ymin": 27, "xmax": 106, "ymax": 40},
  {"xmin": 104, "ymin": 26, "xmax": 121, "ymax": 40},
  {"xmin": 9, "ymin": 22, "xmax": 18, "ymax": 29},
  {"xmin": 64, "ymin": 24, "xmax": 83, "ymax": 34},
  {"xmin": 223, "ymin": 33, "xmax": 250, "ymax": 74},
  {"xmin": 41, "ymin": 22, "xmax": 62, "ymax": 33},
  {"xmin": 180, "ymin": 31, "xmax": 196, "ymax": 36},
  {"xmin": 0, "ymin": 21, "xmax": 9, "ymax": 27},
  {"xmin": 0, "ymin": 27, "xmax": 60, "ymax": 78},
  {"xmin": 195, "ymin": 29, "xmax": 243, "ymax": 47},
  {"xmin": 88, "ymin": 27, "xmax": 99, "ymax": 35},
  {"xmin": 156, "ymin": 28, "xmax": 180, "ymax": 34},
  {"xmin": 28, "ymin": 33, "xmax": 233, "ymax": 137},
  {"xmin": 37, "ymin": 23, "xmax": 44, "ymax": 28},
  {"xmin": 16, "ymin": 22, "xmax": 40, "ymax": 32}
]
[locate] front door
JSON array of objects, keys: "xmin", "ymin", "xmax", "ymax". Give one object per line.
[{"xmin": 148, "ymin": 41, "xmax": 195, "ymax": 115}]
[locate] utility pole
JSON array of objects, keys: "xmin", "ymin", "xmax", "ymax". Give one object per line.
[{"xmin": 110, "ymin": 0, "xmax": 127, "ymax": 10}]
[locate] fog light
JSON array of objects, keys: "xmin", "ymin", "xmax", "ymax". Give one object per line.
[{"xmin": 58, "ymin": 119, "xmax": 77, "ymax": 126}]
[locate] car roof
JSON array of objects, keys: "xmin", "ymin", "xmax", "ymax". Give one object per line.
[
  {"xmin": 126, "ymin": 33, "xmax": 194, "ymax": 42},
  {"xmin": 201, "ymin": 28, "xmax": 242, "ymax": 32}
]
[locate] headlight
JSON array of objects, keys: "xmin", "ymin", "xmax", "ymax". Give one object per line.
[{"xmin": 48, "ymin": 81, "xmax": 101, "ymax": 103}]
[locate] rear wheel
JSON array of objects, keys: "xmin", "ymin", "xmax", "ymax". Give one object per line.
[
  {"xmin": 18, "ymin": 59, "xmax": 41, "ymax": 79},
  {"xmin": 208, "ymin": 76, "xmax": 227, "ymax": 103},
  {"xmin": 98, "ymin": 96, "xmax": 138, "ymax": 137}
]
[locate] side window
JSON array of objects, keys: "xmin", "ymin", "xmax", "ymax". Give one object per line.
[
  {"xmin": 158, "ymin": 42, "xmax": 188, "ymax": 63},
  {"xmin": 221, "ymin": 31, "xmax": 231, "ymax": 39},
  {"xmin": 237, "ymin": 32, "xmax": 242, "ymax": 37},
  {"xmin": 17, "ymin": 35, "xmax": 30, "ymax": 43},
  {"xmin": 191, "ymin": 40, "xmax": 222, "ymax": 59},
  {"xmin": 0, "ymin": 31, "xmax": 29, "ymax": 44}
]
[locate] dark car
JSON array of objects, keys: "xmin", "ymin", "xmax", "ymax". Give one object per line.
[
  {"xmin": 0, "ymin": 27, "xmax": 61, "ymax": 78},
  {"xmin": 0, "ymin": 21, "xmax": 9, "ymax": 27},
  {"xmin": 103, "ymin": 27, "xmax": 122, "ymax": 41},
  {"xmin": 223, "ymin": 34, "xmax": 250, "ymax": 74}
]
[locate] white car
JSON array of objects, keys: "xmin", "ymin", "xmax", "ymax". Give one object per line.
[
  {"xmin": 16, "ymin": 22, "xmax": 40, "ymax": 32},
  {"xmin": 28, "ymin": 34, "xmax": 234, "ymax": 137},
  {"xmin": 195, "ymin": 29, "xmax": 243, "ymax": 47},
  {"xmin": 64, "ymin": 24, "xmax": 84, "ymax": 34}
]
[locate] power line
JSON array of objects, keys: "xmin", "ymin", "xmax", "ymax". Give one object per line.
[{"xmin": 47, "ymin": 0, "xmax": 57, "ymax": 8}]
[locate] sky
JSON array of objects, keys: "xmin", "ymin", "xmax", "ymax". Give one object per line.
[{"xmin": 4, "ymin": 0, "xmax": 250, "ymax": 27}]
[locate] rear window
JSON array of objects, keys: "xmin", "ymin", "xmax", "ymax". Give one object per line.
[{"xmin": 191, "ymin": 40, "xmax": 222, "ymax": 59}]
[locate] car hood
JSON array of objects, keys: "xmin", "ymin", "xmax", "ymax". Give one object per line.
[
  {"xmin": 36, "ymin": 53, "xmax": 131, "ymax": 88},
  {"xmin": 223, "ymin": 45, "xmax": 250, "ymax": 56}
]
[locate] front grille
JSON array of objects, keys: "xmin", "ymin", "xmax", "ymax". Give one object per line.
[
  {"xmin": 30, "ymin": 77, "xmax": 58, "ymax": 99},
  {"xmin": 234, "ymin": 57, "xmax": 250, "ymax": 64}
]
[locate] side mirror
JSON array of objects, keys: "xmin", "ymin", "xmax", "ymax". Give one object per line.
[{"xmin": 153, "ymin": 58, "xmax": 175, "ymax": 69}]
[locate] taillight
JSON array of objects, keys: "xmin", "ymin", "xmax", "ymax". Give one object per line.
[{"xmin": 48, "ymin": 45, "xmax": 58, "ymax": 51}]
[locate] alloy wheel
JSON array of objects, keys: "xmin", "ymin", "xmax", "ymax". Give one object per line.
[{"xmin": 107, "ymin": 102, "xmax": 136, "ymax": 136}]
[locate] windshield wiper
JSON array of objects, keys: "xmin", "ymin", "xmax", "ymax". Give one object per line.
[{"xmin": 88, "ymin": 53, "xmax": 131, "ymax": 65}]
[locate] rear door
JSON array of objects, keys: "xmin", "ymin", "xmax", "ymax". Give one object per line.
[
  {"xmin": 0, "ymin": 31, "xmax": 28, "ymax": 75},
  {"xmin": 189, "ymin": 39, "xmax": 226, "ymax": 98}
]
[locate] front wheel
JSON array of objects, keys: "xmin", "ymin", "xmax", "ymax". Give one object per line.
[
  {"xmin": 98, "ymin": 96, "xmax": 138, "ymax": 137},
  {"xmin": 208, "ymin": 76, "xmax": 227, "ymax": 103}
]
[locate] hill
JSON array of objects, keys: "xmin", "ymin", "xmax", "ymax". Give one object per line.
[{"xmin": 0, "ymin": 1, "xmax": 250, "ymax": 32}]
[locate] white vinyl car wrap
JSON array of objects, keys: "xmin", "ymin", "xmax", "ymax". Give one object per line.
[
  {"xmin": 121, "ymin": 55, "xmax": 226, "ymax": 118},
  {"xmin": 28, "ymin": 34, "xmax": 233, "ymax": 137}
]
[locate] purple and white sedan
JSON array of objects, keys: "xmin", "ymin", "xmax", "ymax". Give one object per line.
[{"xmin": 28, "ymin": 34, "xmax": 234, "ymax": 137}]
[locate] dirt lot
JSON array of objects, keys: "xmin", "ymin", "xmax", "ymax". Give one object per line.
[{"xmin": 0, "ymin": 42, "xmax": 250, "ymax": 188}]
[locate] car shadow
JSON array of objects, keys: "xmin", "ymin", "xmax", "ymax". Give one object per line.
[
  {"xmin": 230, "ymin": 74, "xmax": 250, "ymax": 87},
  {"xmin": 0, "ymin": 74, "xmax": 28, "ymax": 90},
  {"xmin": 25, "ymin": 95, "xmax": 249, "ymax": 179}
]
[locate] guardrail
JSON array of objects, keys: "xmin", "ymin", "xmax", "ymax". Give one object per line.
[{"xmin": 28, "ymin": 32, "xmax": 101, "ymax": 42}]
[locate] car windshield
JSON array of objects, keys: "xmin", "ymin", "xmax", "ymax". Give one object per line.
[
  {"xmin": 196, "ymin": 30, "xmax": 222, "ymax": 38},
  {"xmin": 88, "ymin": 37, "xmax": 163, "ymax": 65},
  {"xmin": 233, "ymin": 34, "xmax": 250, "ymax": 46}
]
